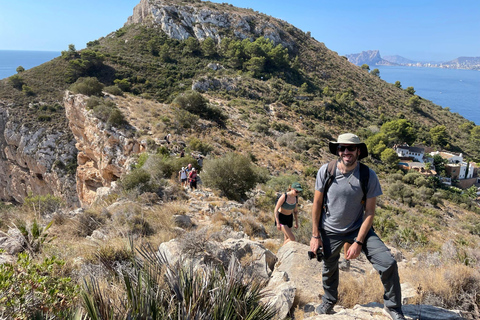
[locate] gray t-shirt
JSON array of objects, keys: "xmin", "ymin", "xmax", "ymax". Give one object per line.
[{"xmin": 315, "ymin": 162, "xmax": 382, "ymax": 234}]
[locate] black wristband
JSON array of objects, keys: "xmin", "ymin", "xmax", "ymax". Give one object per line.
[
  {"xmin": 354, "ymin": 239, "xmax": 363, "ymax": 246},
  {"xmin": 312, "ymin": 235, "xmax": 321, "ymax": 239}
]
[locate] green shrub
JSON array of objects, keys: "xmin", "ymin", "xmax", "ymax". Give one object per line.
[
  {"xmin": 107, "ymin": 108, "xmax": 127, "ymax": 128},
  {"xmin": 119, "ymin": 169, "xmax": 155, "ymax": 193},
  {"xmin": 135, "ymin": 152, "xmax": 149, "ymax": 169},
  {"xmin": 249, "ymin": 118, "xmax": 270, "ymax": 134},
  {"xmin": 90, "ymin": 99, "xmax": 127, "ymax": 128},
  {"xmin": 173, "ymin": 108, "xmax": 199, "ymax": 129},
  {"xmin": 104, "ymin": 85, "xmax": 124, "ymax": 96},
  {"xmin": 187, "ymin": 137, "xmax": 213, "ymax": 155},
  {"xmin": 0, "ymin": 253, "xmax": 78, "ymax": 318},
  {"xmin": 22, "ymin": 84, "xmax": 35, "ymax": 96},
  {"xmin": 23, "ymin": 194, "xmax": 64, "ymax": 215},
  {"xmin": 402, "ymin": 171, "xmax": 422, "ymax": 184},
  {"xmin": 8, "ymin": 74, "xmax": 24, "ymax": 90},
  {"xmin": 201, "ymin": 152, "xmax": 260, "ymax": 201},
  {"xmin": 173, "ymin": 91, "xmax": 208, "ymax": 114},
  {"xmin": 173, "ymin": 91, "xmax": 227, "ymax": 124},
  {"xmin": 14, "ymin": 219, "xmax": 54, "ymax": 254},
  {"xmin": 69, "ymin": 77, "xmax": 104, "ymax": 96},
  {"xmin": 114, "ymin": 78, "xmax": 131, "ymax": 92}
]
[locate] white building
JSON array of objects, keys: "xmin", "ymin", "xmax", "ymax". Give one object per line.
[
  {"xmin": 430, "ymin": 151, "xmax": 473, "ymax": 180},
  {"xmin": 395, "ymin": 145, "xmax": 425, "ymax": 163}
]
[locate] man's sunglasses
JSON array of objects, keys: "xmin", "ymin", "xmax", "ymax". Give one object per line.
[{"xmin": 337, "ymin": 145, "xmax": 358, "ymax": 152}]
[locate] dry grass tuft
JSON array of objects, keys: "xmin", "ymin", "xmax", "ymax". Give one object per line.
[
  {"xmin": 338, "ymin": 270, "xmax": 384, "ymax": 307},
  {"xmin": 402, "ymin": 263, "xmax": 480, "ymax": 314}
]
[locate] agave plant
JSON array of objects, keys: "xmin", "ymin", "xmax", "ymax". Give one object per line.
[{"xmin": 81, "ymin": 242, "xmax": 276, "ymax": 320}]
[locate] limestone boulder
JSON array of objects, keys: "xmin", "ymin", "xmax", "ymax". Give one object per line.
[
  {"xmin": 262, "ymin": 271, "xmax": 296, "ymax": 320},
  {"xmin": 0, "ymin": 229, "xmax": 25, "ymax": 255},
  {"xmin": 158, "ymin": 237, "xmax": 277, "ymax": 280},
  {"xmin": 274, "ymin": 241, "xmax": 324, "ymax": 304}
]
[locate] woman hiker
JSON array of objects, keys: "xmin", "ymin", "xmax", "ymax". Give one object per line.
[{"xmin": 274, "ymin": 182, "xmax": 302, "ymax": 245}]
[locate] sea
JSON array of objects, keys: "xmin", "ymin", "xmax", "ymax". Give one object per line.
[
  {"xmin": 0, "ymin": 50, "xmax": 479, "ymax": 125},
  {"xmin": 375, "ymin": 65, "xmax": 480, "ymax": 125},
  {"xmin": 0, "ymin": 50, "xmax": 60, "ymax": 80}
]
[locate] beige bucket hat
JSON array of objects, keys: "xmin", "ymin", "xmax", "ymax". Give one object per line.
[{"xmin": 328, "ymin": 133, "xmax": 368, "ymax": 160}]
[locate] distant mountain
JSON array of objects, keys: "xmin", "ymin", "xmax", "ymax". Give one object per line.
[
  {"xmin": 441, "ymin": 56, "xmax": 480, "ymax": 70},
  {"xmin": 383, "ymin": 55, "xmax": 417, "ymax": 65},
  {"xmin": 345, "ymin": 50, "xmax": 395, "ymax": 66}
]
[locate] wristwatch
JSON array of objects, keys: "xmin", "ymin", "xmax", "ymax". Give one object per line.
[{"xmin": 353, "ymin": 238, "xmax": 363, "ymax": 246}]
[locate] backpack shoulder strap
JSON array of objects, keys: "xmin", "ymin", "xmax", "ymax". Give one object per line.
[
  {"xmin": 323, "ymin": 160, "xmax": 337, "ymax": 195},
  {"xmin": 359, "ymin": 162, "xmax": 370, "ymax": 205}
]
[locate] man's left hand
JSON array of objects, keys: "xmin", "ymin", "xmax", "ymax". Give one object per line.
[{"xmin": 345, "ymin": 242, "xmax": 362, "ymax": 260}]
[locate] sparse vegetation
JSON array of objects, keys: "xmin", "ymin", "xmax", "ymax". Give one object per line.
[{"xmin": 0, "ymin": 1, "xmax": 479, "ymax": 318}]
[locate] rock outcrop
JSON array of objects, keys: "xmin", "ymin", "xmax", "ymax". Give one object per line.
[
  {"xmin": 126, "ymin": 0, "xmax": 297, "ymax": 50},
  {"xmin": 0, "ymin": 102, "xmax": 79, "ymax": 206},
  {"xmin": 64, "ymin": 91, "xmax": 145, "ymax": 206}
]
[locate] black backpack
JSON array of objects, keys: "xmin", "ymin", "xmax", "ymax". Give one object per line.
[{"xmin": 322, "ymin": 160, "xmax": 370, "ymax": 208}]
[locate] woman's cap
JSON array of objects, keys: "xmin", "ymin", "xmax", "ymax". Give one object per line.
[
  {"xmin": 182, "ymin": 167, "xmax": 185, "ymax": 170},
  {"xmin": 291, "ymin": 182, "xmax": 303, "ymax": 192},
  {"xmin": 328, "ymin": 133, "xmax": 368, "ymax": 160}
]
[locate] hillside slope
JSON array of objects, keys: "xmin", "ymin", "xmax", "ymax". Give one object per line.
[
  {"xmin": 0, "ymin": 0, "xmax": 478, "ymax": 206},
  {"xmin": 0, "ymin": 0, "xmax": 479, "ymax": 318}
]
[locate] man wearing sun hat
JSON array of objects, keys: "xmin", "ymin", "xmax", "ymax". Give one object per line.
[{"xmin": 310, "ymin": 133, "xmax": 405, "ymax": 320}]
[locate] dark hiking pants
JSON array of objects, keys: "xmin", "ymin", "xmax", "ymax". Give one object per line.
[{"xmin": 320, "ymin": 228, "xmax": 402, "ymax": 308}]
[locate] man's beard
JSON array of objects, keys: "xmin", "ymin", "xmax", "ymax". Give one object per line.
[{"xmin": 340, "ymin": 152, "xmax": 358, "ymax": 169}]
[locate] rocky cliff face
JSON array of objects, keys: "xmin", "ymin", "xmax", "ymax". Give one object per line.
[
  {"xmin": 126, "ymin": 0, "xmax": 297, "ymax": 50},
  {"xmin": 0, "ymin": 101, "xmax": 79, "ymax": 206},
  {"xmin": 64, "ymin": 92, "xmax": 145, "ymax": 207}
]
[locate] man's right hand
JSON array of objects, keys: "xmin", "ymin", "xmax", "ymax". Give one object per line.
[{"xmin": 310, "ymin": 236, "xmax": 323, "ymax": 253}]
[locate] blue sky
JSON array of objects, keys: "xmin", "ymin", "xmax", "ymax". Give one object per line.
[{"xmin": 1, "ymin": 0, "xmax": 479, "ymax": 61}]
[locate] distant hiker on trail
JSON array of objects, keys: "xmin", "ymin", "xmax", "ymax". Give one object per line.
[
  {"xmin": 164, "ymin": 133, "xmax": 171, "ymax": 144},
  {"xmin": 274, "ymin": 182, "xmax": 302, "ymax": 245},
  {"xmin": 179, "ymin": 167, "xmax": 188, "ymax": 188},
  {"xmin": 310, "ymin": 133, "xmax": 405, "ymax": 320},
  {"xmin": 180, "ymin": 149, "xmax": 185, "ymax": 158},
  {"xmin": 188, "ymin": 168, "xmax": 198, "ymax": 190}
]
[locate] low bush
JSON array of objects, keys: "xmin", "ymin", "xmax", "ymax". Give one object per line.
[
  {"xmin": 201, "ymin": 152, "xmax": 260, "ymax": 201},
  {"xmin": 69, "ymin": 77, "xmax": 104, "ymax": 96},
  {"xmin": 173, "ymin": 91, "xmax": 227, "ymax": 124},
  {"xmin": 104, "ymin": 85, "xmax": 124, "ymax": 96},
  {"xmin": 0, "ymin": 253, "xmax": 79, "ymax": 318},
  {"xmin": 90, "ymin": 99, "xmax": 127, "ymax": 128},
  {"xmin": 23, "ymin": 193, "xmax": 64, "ymax": 216},
  {"xmin": 173, "ymin": 107, "xmax": 199, "ymax": 129},
  {"xmin": 119, "ymin": 168, "xmax": 156, "ymax": 193},
  {"xmin": 188, "ymin": 137, "xmax": 213, "ymax": 155},
  {"xmin": 75, "ymin": 208, "xmax": 108, "ymax": 237},
  {"xmin": 86, "ymin": 244, "xmax": 134, "ymax": 274}
]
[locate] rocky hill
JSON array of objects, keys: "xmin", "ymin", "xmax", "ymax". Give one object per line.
[
  {"xmin": 383, "ymin": 55, "xmax": 417, "ymax": 65},
  {"xmin": 0, "ymin": 0, "xmax": 479, "ymax": 318},
  {"xmin": 0, "ymin": 0, "xmax": 477, "ymax": 205},
  {"xmin": 345, "ymin": 50, "xmax": 394, "ymax": 66}
]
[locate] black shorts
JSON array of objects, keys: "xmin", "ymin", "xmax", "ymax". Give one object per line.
[{"xmin": 275, "ymin": 211, "xmax": 293, "ymax": 228}]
